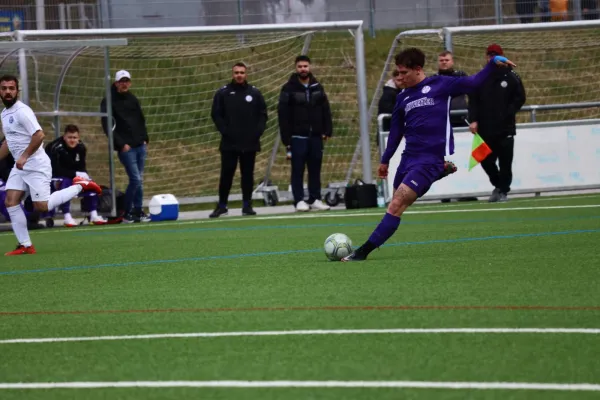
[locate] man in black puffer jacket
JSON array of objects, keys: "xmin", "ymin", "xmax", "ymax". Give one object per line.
[
  {"xmin": 469, "ymin": 44, "xmax": 526, "ymax": 203},
  {"xmin": 278, "ymin": 55, "xmax": 333, "ymax": 212},
  {"xmin": 210, "ymin": 62, "xmax": 268, "ymax": 218},
  {"xmin": 46, "ymin": 124, "xmax": 107, "ymax": 226},
  {"xmin": 100, "ymin": 70, "xmax": 150, "ymax": 223}
]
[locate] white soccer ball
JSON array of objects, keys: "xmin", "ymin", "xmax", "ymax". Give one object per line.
[{"xmin": 324, "ymin": 233, "xmax": 353, "ymax": 261}]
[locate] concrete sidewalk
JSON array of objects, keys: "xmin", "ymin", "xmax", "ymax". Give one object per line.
[
  {"xmin": 0, "ymin": 203, "xmax": 347, "ymax": 230},
  {"xmin": 1, "ymin": 188, "xmax": 598, "ymax": 231}
]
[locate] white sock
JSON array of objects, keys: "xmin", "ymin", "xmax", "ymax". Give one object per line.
[
  {"xmin": 90, "ymin": 210, "xmax": 99, "ymax": 220},
  {"xmin": 64, "ymin": 212, "xmax": 74, "ymax": 222},
  {"xmin": 48, "ymin": 185, "xmax": 82, "ymax": 211},
  {"xmin": 7, "ymin": 205, "xmax": 32, "ymax": 247}
]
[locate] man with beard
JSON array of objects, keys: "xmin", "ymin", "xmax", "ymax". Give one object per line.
[
  {"xmin": 100, "ymin": 70, "xmax": 150, "ymax": 223},
  {"xmin": 278, "ymin": 55, "xmax": 333, "ymax": 212},
  {"xmin": 436, "ymin": 51, "xmax": 469, "ymax": 128},
  {"xmin": 0, "ymin": 74, "xmax": 102, "ymax": 255},
  {"xmin": 210, "ymin": 62, "xmax": 268, "ymax": 218},
  {"xmin": 468, "ymin": 44, "xmax": 526, "ymax": 203}
]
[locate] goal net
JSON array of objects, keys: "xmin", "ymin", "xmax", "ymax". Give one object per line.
[
  {"xmin": 10, "ymin": 23, "xmax": 369, "ymax": 205},
  {"xmin": 447, "ymin": 23, "xmax": 600, "ymax": 123},
  {"xmin": 373, "ymin": 22, "xmax": 600, "ymax": 129}
]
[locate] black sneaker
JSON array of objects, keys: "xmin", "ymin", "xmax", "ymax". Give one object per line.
[
  {"xmin": 122, "ymin": 212, "xmax": 138, "ymax": 223},
  {"xmin": 242, "ymin": 206, "xmax": 256, "ymax": 216},
  {"xmin": 441, "ymin": 160, "xmax": 458, "ymax": 178},
  {"xmin": 341, "ymin": 246, "xmax": 369, "ymax": 262},
  {"xmin": 209, "ymin": 207, "xmax": 228, "ymax": 218},
  {"xmin": 138, "ymin": 211, "xmax": 152, "ymax": 223}
]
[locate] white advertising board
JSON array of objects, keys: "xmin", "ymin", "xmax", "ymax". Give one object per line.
[{"xmin": 382, "ymin": 123, "xmax": 600, "ymax": 199}]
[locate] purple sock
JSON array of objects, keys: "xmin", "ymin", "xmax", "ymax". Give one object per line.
[
  {"xmin": 368, "ymin": 213, "xmax": 401, "ymax": 247},
  {"xmin": 61, "ymin": 200, "xmax": 71, "ymax": 214}
]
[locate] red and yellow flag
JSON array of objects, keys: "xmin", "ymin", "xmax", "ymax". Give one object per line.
[{"xmin": 469, "ymin": 133, "xmax": 492, "ymax": 171}]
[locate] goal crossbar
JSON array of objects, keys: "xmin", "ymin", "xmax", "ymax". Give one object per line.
[
  {"xmin": 0, "ymin": 38, "xmax": 127, "ymax": 50},
  {"xmin": 15, "ymin": 21, "xmax": 364, "ymax": 38},
  {"xmin": 444, "ymin": 19, "xmax": 600, "ymax": 35}
]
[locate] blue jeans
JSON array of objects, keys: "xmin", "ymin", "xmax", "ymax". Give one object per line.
[{"xmin": 117, "ymin": 144, "xmax": 146, "ymax": 214}]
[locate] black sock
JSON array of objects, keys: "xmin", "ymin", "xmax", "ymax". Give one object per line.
[{"xmin": 360, "ymin": 240, "xmax": 378, "ymax": 255}]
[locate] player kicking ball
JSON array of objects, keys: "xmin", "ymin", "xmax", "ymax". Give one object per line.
[
  {"xmin": 342, "ymin": 48, "xmax": 516, "ymax": 262},
  {"xmin": 0, "ymin": 75, "xmax": 102, "ymax": 256}
]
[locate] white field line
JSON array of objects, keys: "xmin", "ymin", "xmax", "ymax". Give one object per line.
[
  {"xmin": 1, "ymin": 202, "xmax": 599, "ymax": 238},
  {"xmin": 1, "ymin": 328, "xmax": 599, "ymax": 345},
  {"xmin": 1, "ymin": 380, "xmax": 599, "ymax": 391}
]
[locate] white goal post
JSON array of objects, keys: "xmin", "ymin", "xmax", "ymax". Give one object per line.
[{"xmin": 5, "ymin": 21, "xmax": 372, "ymax": 208}]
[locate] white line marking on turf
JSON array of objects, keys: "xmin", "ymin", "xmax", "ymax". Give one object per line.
[
  {"xmin": 1, "ymin": 328, "xmax": 599, "ymax": 344},
  {"xmin": 1, "ymin": 202, "xmax": 599, "ymax": 238},
  {"xmin": 0, "ymin": 380, "xmax": 599, "ymax": 391}
]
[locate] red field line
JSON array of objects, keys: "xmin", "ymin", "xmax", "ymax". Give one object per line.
[{"xmin": 1, "ymin": 304, "xmax": 600, "ymax": 317}]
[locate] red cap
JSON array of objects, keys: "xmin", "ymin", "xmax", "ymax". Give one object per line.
[{"xmin": 486, "ymin": 44, "xmax": 504, "ymax": 56}]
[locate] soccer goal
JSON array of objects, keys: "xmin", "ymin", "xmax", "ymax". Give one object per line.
[
  {"xmin": 9, "ymin": 21, "xmax": 372, "ymax": 206},
  {"xmin": 372, "ymin": 20, "xmax": 600, "ymax": 199},
  {"xmin": 0, "ymin": 36, "xmax": 128, "ymax": 217},
  {"xmin": 372, "ymin": 20, "xmax": 600, "ymax": 127}
]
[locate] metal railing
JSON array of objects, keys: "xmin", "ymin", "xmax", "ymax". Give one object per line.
[{"xmin": 448, "ymin": 101, "xmax": 600, "ymax": 123}]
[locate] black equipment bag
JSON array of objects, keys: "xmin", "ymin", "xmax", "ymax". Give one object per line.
[{"xmin": 344, "ymin": 179, "xmax": 378, "ymax": 209}]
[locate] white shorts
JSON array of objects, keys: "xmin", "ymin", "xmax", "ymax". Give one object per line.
[{"xmin": 6, "ymin": 167, "xmax": 52, "ymax": 202}]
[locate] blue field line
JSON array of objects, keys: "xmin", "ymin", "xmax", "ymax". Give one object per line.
[
  {"xmin": 71, "ymin": 214, "xmax": 600, "ymax": 237},
  {"xmin": 1, "ymin": 228, "xmax": 599, "ymax": 277}
]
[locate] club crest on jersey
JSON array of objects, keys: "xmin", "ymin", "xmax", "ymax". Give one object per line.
[
  {"xmin": 245, "ymin": 95, "xmax": 253, "ymax": 102},
  {"xmin": 8, "ymin": 116, "xmax": 14, "ymax": 124},
  {"xmin": 500, "ymin": 81, "xmax": 508, "ymax": 88},
  {"xmin": 421, "ymin": 85, "xmax": 431, "ymax": 94}
]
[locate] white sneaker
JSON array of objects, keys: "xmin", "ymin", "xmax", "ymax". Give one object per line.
[
  {"xmin": 90, "ymin": 216, "xmax": 108, "ymax": 225},
  {"xmin": 63, "ymin": 217, "xmax": 78, "ymax": 228},
  {"xmin": 295, "ymin": 200, "xmax": 310, "ymax": 212},
  {"xmin": 310, "ymin": 199, "xmax": 330, "ymax": 211}
]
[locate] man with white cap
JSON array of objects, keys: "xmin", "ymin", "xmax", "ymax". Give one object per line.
[{"xmin": 100, "ymin": 69, "xmax": 150, "ymax": 223}]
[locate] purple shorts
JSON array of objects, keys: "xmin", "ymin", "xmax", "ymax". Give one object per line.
[{"xmin": 393, "ymin": 158, "xmax": 444, "ymax": 198}]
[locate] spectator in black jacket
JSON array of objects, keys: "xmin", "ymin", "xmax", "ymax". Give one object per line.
[
  {"xmin": 436, "ymin": 51, "xmax": 470, "ymax": 128},
  {"xmin": 469, "ymin": 44, "xmax": 526, "ymax": 202},
  {"xmin": 100, "ymin": 70, "xmax": 150, "ymax": 223},
  {"xmin": 46, "ymin": 124, "xmax": 107, "ymax": 227},
  {"xmin": 377, "ymin": 69, "xmax": 402, "ymax": 135},
  {"xmin": 278, "ymin": 55, "xmax": 333, "ymax": 212},
  {"xmin": 210, "ymin": 62, "xmax": 268, "ymax": 218}
]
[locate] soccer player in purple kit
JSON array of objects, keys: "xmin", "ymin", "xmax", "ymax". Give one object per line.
[{"xmin": 342, "ymin": 47, "xmax": 516, "ymax": 262}]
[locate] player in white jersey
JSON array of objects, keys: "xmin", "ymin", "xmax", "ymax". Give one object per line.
[{"xmin": 0, "ymin": 74, "xmax": 102, "ymax": 256}]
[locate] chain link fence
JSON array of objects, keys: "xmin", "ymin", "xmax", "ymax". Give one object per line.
[{"xmin": 1, "ymin": 1, "xmax": 599, "ymax": 35}]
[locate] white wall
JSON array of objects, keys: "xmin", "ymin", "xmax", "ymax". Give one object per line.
[
  {"xmin": 103, "ymin": 0, "xmax": 459, "ymax": 29},
  {"xmin": 382, "ymin": 121, "xmax": 600, "ymax": 199}
]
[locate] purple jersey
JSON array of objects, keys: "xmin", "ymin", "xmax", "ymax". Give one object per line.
[{"xmin": 381, "ymin": 61, "xmax": 497, "ymax": 165}]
